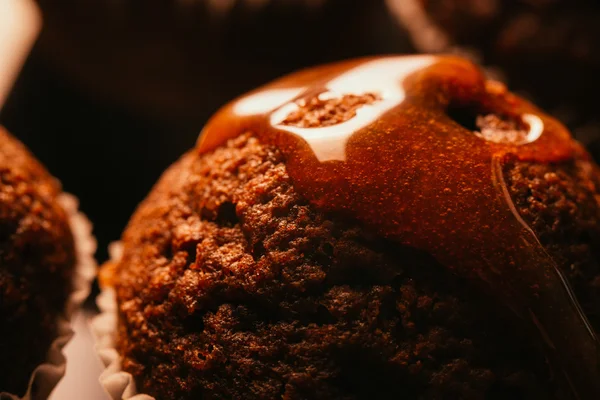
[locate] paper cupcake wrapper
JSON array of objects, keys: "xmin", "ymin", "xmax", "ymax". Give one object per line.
[
  {"xmin": 0, "ymin": 194, "xmax": 97, "ymax": 400},
  {"xmin": 91, "ymin": 243, "xmax": 154, "ymax": 400}
]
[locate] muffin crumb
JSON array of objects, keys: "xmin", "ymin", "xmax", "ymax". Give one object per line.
[{"xmin": 281, "ymin": 93, "xmax": 380, "ymax": 128}]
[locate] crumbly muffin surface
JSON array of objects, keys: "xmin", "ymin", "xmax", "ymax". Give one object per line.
[
  {"xmin": 504, "ymin": 156, "xmax": 600, "ymax": 329},
  {"xmin": 0, "ymin": 128, "xmax": 76, "ymax": 395},
  {"xmin": 113, "ymin": 132, "xmax": 600, "ymax": 399}
]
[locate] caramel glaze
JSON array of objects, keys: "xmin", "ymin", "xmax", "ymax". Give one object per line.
[{"xmin": 198, "ymin": 55, "xmax": 600, "ymax": 398}]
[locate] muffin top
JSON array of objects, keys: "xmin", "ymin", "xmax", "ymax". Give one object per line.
[
  {"xmin": 112, "ymin": 55, "xmax": 600, "ymax": 398},
  {"xmin": 0, "ymin": 127, "xmax": 76, "ymax": 395}
]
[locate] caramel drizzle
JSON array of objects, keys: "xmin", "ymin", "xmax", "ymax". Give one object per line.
[{"xmin": 198, "ymin": 55, "xmax": 599, "ymax": 398}]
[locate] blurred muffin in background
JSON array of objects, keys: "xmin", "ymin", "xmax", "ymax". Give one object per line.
[
  {"xmin": 0, "ymin": 127, "xmax": 93, "ymax": 397},
  {"xmin": 387, "ymin": 0, "xmax": 600, "ymax": 155},
  {"xmin": 34, "ymin": 0, "xmax": 414, "ymax": 124}
]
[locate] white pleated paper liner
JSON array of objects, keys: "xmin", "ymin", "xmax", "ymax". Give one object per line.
[
  {"xmin": 0, "ymin": 194, "xmax": 97, "ymax": 400},
  {"xmin": 91, "ymin": 243, "xmax": 153, "ymax": 400}
]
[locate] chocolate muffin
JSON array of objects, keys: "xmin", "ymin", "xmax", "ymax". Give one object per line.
[
  {"xmin": 0, "ymin": 127, "xmax": 78, "ymax": 396},
  {"xmin": 105, "ymin": 56, "xmax": 600, "ymax": 399},
  {"xmin": 387, "ymin": 0, "xmax": 600, "ymax": 152}
]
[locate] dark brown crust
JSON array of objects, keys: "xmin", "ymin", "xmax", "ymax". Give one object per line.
[
  {"xmin": 112, "ymin": 132, "xmax": 600, "ymax": 399},
  {"xmin": 0, "ymin": 128, "xmax": 76, "ymax": 396},
  {"xmin": 504, "ymin": 155, "xmax": 600, "ymax": 330}
]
